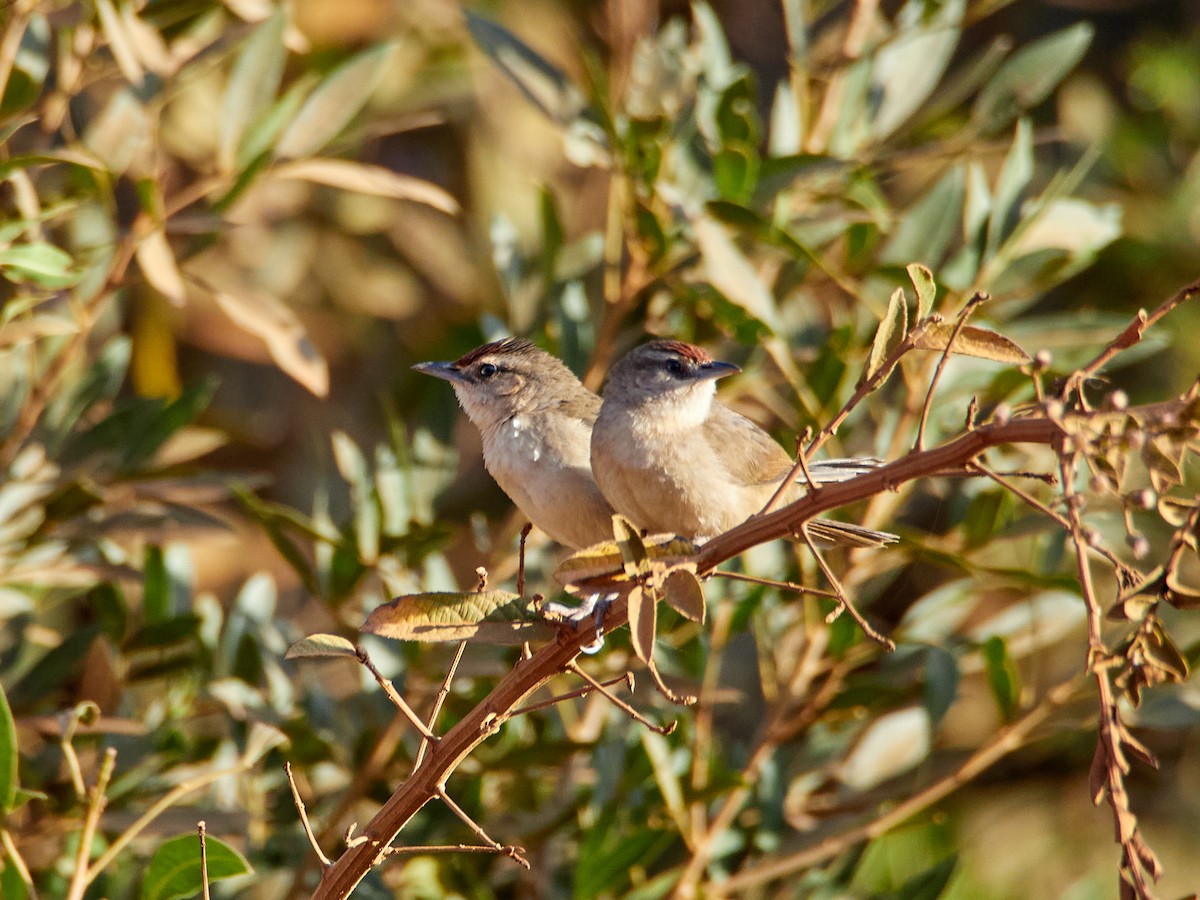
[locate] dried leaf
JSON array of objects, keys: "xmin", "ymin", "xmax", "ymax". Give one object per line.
[
  {"xmin": 285, "ymin": 633, "xmax": 357, "ymax": 660},
  {"xmin": 271, "ymin": 159, "xmax": 458, "ymax": 213},
  {"xmin": 0, "ymin": 315, "xmax": 78, "ymax": 347},
  {"xmin": 553, "ymin": 534, "xmax": 696, "ymax": 586},
  {"xmin": 627, "ymin": 586, "xmax": 657, "ymax": 664},
  {"xmin": 136, "ymin": 229, "xmax": 187, "ymax": 306},
  {"xmin": 612, "ymin": 514, "xmax": 649, "ymax": 577},
  {"xmin": 1164, "ymin": 568, "xmax": 1200, "ymax": 610},
  {"xmin": 211, "ymin": 289, "xmax": 329, "ymax": 396},
  {"xmin": 865, "ymin": 287, "xmax": 906, "ymax": 382},
  {"xmin": 914, "ymin": 322, "xmax": 1031, "ymax": 365},
  {"xmin": 907, "ymin": 262, "xmax": 937, "ymax": 320},
  {"xmin": 662, "ymin": 568, "xmax": 705, "ymax": 624},
  {"xmin": 1088, "ymin": 741, "xmax": 1108, "ymax": 805},
  {"xmin": 95, "ymin": 0, "xmax": 144, "ymax": 86},
  {"xmin": 362, "ymin": 591, "xmax": 551, "ymax": 644}
]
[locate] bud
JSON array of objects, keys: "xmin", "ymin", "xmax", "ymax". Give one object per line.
[
  {"xmin": 1034, "ymin": 349, "xmax": 1052, "ymax": 370},
  {"xmin": 1109, "ymin": 390, "xmax": 1128, "ymax": 411},
  {"xmin": 1044, "ymin": 399, "xmax": 1064, "ymax": 421},
  {"xmin": 1083, "ymin": 527, "xmax": 1102, "ymax": 548},
  {"xmin": 1127, "ymin": 534, "xmax": 1150, "ymax": 559},
  {"xmin": 1128, "ymin": 489, "xmax": 1156, "ymax": 510},
  {"xmin": 993, "ymin": 402, "xmax": 1012, "ymax": 426}
]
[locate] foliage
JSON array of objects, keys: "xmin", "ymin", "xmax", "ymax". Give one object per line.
[{"xmin": 0, "ymin": 2, "xmax": 1197, "ymax": 900}]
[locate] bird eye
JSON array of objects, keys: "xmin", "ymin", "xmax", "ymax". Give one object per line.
[
  {"xmin": 665, "ymin": 358, "xmax": 684, "ymax": 375},
  {"xmin": 478, "ymin": 363, "xmax": 498, "ymax": 378}
]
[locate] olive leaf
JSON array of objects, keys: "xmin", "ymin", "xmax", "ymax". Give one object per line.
[
  {"xmin": 662, "ymin": 568, "xmax": 705, "ymax": 624},
  {"xmin": 285, "ymin": 633, "xmax": 357, "ymax": 660},
  {"xmin": 913, "ymin": 323, "xmax": 1031, "ymax": 365},
  {"xmin": 627, "ymin": 585, "xmax": 657, "ymax": 665},
  {"xmin": 362, "ymin": 591, "xmax": 552, "ymax": 644}
]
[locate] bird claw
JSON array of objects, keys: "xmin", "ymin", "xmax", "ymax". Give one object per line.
[{"xmin": 543, "ymin": 592, "xmax": 617, "ymax": 654}]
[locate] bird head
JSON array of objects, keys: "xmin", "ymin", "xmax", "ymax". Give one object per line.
[
  {"xmin": 414, "ymin": 338, "xmax": 586, "ymax": 431},
  {"xmin": 603, "ymin": 340, "xmax": 740, "ymax": 421}
]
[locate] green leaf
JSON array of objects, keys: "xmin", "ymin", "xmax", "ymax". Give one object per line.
[
  {"xmin": 361, "ymin": 591, "xmax": 552, "ymax": 644},
  {"xmin": 973, "ymin": 23, "xmax": 1093, "ymax": 131},
  {"xmin": 275, "ymin": 43, "xmax": 395, "ymax": 159},
  {"xmin": 865, "ymin": 287, "xmax": 907, "ymax": 381},
  {"xmin": 332, "ymin": 431, "xmax": 379, "ymax": 564},
  {"xmin": 923, "ymin": 646, "xmax": 959, "ymax": 725},
  {"xmin": 143, "ymin": 544, "xmax": 169, "ymax": 623},
  {"xmin": 981, "ymin": 635, "xmax": 1020, "ymax": 720},
  {"xmin": 907, "ymin": 263, "xmax": 937, "ymax": 320},
  {"xmin": 879, "ymin": 165, "xmax": 965, "ymax": 268},
  {"xmin": 0, "ymin": 243, "xmax": 80, "ymax": 288},
  {"xmin": 141, "ymin": 832, "xmax": 251, "ymax": 900},
  {"xmin": 0, "ymin": 684, "xmax": 17, "ymax": 811},
  {"xmin": 986, "ymin": 118, "xmax": 1033, "ymax": 257},
  {"xmin": 694, "ymin": 216, "xmax": 780, "ymax": 332},
  {"xmin": 285, "ymin": 633, "xmax": 357, "ymax": 660},
  {"xmin": 219, "ymin": 7, "xmax": 287, "ymax": 171},
  {"xmin": 8, "ymin": 627, "xmax": 99, "ymax": 708},
  {"xmin": 465, "ymin": 11, "xmax": 588, "ymax": 126},
  {"xmin": 895, "ymin": 853, "xmax": 958, "ymax": 900}
]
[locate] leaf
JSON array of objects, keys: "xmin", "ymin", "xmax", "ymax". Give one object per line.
[
  {"xmin": 0, "ymin": 242, "xmax": 80, "ymax": 288},
  {"xmin": 553, "ymin": 534, "xmax": 697, "ymax": 586},
  {"xmin": 894, "ymin": 854, "xmax": 958, "ymax": 900},
  {"xmin": 211, "ymin": 289, "xmax": 329, "ymax": 397},
  {"xmin": 907, "ymin": 262, "xmax": 937, "ymax": 320},
  {"xmin": 141, "ymin": 833, "xmax": 251, "ymax": 900},
  {"xmin": 663, "ymin": 568, "xmax": 705, "ymax": 624},
  {"xmin": 865, "ymin": 287, "xmax": 907, "ymax": 381},
  {"xmin": 465, "ymin": 11, "xmax": 588, "ymax": 126},
  {"xmin": 879, "ymin": 164, "xmax": 965, "ymax": 268},
  {"xmin": 275, "ymin": 42, "xmax": 395, "ymax": 159},
  {"xmin": 220, "ymin": 7, "xmax": 287, "ymax": 171},
  {"xmin": 837, "ymin": 707, "xmax": 932, "ymax": 790},
  {"xmin": 95, "ymin": 0, "xmax": 144, "ymax": 86},
  {"xmin": 627, "ymin": 586, "xmax": 657, "ymax": 665},
  {"xmin": 987, "ymin": 118, "xmax": 1033, "ymax": 257},
  {"xmin": 143, "ymin": 544, "xmax": 170, "ymax": 623},
  {"xmin": 694, "ymin": 216, "xmax": 780, "ymax": 331},
  {"xmin": 612, "ymin": 514, "xmax": 648, "ymax": 577},
  {"xmin": 913, "ymin": 323, "xmax": 1031, "ymax": 365},
  {"xmin": 0, "ymin": 684, "xmax": 16, "ymax": 812},
  {"xmin": 981, "ymin": 635, "xmax": 1020, "ymax": 720},
  {"xmin": 362, "ymin": 591, "xmax": 552, "ymax": 644},
  {"xmin": 923, "ymin": 645, "xmax": 960, "ymax": 725},
  {"xmin": 136, "ymin": 229, "xmax": 187, "ymax": 306},
  {"xmin": 973, "ymin": 23, "xmax": 1093, "ymax": 131},
  {"xmin": 285, "ymin": 633, "xmax": 357, "ymax": 660},
  {"xmin": 270, "ymin": 159, "xmax": 458, "ymax": 213}
]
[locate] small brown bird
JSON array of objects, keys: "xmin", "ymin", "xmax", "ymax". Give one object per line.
[
  {"xmin": 591, "ymin": 340, "xmax": 896, "ymax": 547},
  {"xmin": 413, "ymin": 338, "xmax": 615, "ymax": 550}
]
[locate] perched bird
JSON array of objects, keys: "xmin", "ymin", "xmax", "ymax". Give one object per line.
[
  {"xmin": 413, "ymin": 338, "xmax": 615, "ymax": 550},
  {"xmin": 590, "ymin": 340, "xmax": 896, "ymax": 547}
]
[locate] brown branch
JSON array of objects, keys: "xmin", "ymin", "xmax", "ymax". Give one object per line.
[
  {"xmin": 759, "ymin": 429, "xmax": 816, "ymax": 516},
  {"xmin": 798, "ymin": 525, "xmax": 894, "ymax": 650},
  {"xmin": 710, "ymin": 569, "xmax": 838, "ymax": 599},
  {"xmin": 415, "ymin": 642, "xmax": 467, "ymax": 768},
  {"xmin": 198, "ymin": 821, "xmax": 211, "ymax": 900},
  {"xmin": 568, "ymin": 661, "xmax": 676, "ymax": 734},
  {"xmin": 513, "ymin": 672, "xmax": 635, "ymax": 715},
  {"xmin": 355, "ymin": 646, "xmax": 437, "ymax": 741},
  {"xmin": 65, "ymin": 747, "xmax": 116, "ymax": 900},
  {"xmin": 435, "ymin": 787, "xmax": 529, "ymax": 869}
]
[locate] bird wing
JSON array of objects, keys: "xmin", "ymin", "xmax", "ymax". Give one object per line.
[
  {"xmin": 555, "ymin": 390, "xmax": 602, "ymax": 427},
  {"xmin": 703, "ymin": 403, "xmax": 796, "ymax": 487}
]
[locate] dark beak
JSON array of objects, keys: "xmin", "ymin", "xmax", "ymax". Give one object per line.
[
  {"xmin": 412, "ymin": 361, "xmax": 466, "ymax": 384},
  {"xmin": 696, "ymin": 360, "xmax": 741, "ymax": 381}
]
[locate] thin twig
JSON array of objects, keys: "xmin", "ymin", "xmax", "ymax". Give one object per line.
[
  {"xmin": 759, "ymin": 429, "xmax": 816, "ymax": 516},
  {"xmin": 198, "ymin": 821, "xmax": 211, "ymax": 900},
  {"xmin": 1, "ymin": 827, "xmax": 40, "ymax": 900},
  {"xmin": 286, "ymin": 762, "xmax": 332, "ymax": 868},
  {"xmin": 798, "ymin": 525, "xmax": 895, "ymax": 650},
  {"xmin": 567, "ymin": 661, "xmax": 677, "ymax": 733},
  {"xmin": 513, "ymin": 672, "xmax": 635, "ymax": 715},
  {"xmin": 436, "ymin": 787, "xmax": 530, "ymax": 869},
  {"xmin": 381, "ymin": 843, "xmax": 528, "ymax": 857},
  {"xmin": 65, "ymin": 747, "xmax": 116, "ymax": 900},
  {"xmin": 916, "ymin": 292, "xmax": 988, "ymax": 451},
  {"xmin": 355, "ymin": 646, "xmax": 438, "ymax": 740},
  {"xmin": 415, "ymin": 641, "xmax": 467, "ymax": 768},
  {"xmin": 58, "ymin": 713, "xmax": 87, "ymax": 800},
  {"xmin": 711, "ymin": 569, "xmax": 838, "ymax": 599},
  {"xmin": 517, "ymin": 522, "xmax": 532, "ymax": 596}
]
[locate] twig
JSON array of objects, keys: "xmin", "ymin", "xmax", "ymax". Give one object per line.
[
  {"xmin": 711, "ymin": 674, "xmax": 1085, "ymax": 894},
  {"xmin": 198, "ymin": 821, "xmax": 211, "ymax": 900},
  {"xmin": 517, "ymin": 522, "xmax": 532, "ymax": 596},
  {"xmin": 513, "ymin": 672, "xmax": 635, "ymax": 715},
  {"xmin": 65, "ymin": 747, "xmax": 116, "ymax": 900},
  {"xmin": 711, "ymin": 569, "xmax": 838, "ymax": 599},
  {"xmin": 759, "ymin": 429, "xmax": 816, "ymax": 516},
  {"xmin": 86, "ymin": 762, "xmax": 251, "ymax": 881},
  {"xmin": 916, "ymin": 292, "xmax": 988, "ymax": 451},
  {"xmin": 415, "ymin": 642, "xmax": 466, "ymax": 769},
  {"xmin": 1, "ymin": 827, "xmax": 40, "ymax": 900},
  {"xmin": 286, "ymin": 762, "xmax": 332, "ymax": 868},
  {"xmin": 798, "ymin": 525, "xmax": 895, "ymax": 650},
  {"xmin": 381, "ymin": 843, "xmax": 528, "ymax": 857},
  {"xmin": 567, "ymin": 661, "xmax": 676, "ymax": 733},
  {"xmin": 58, "ymin": 713, "xmax": 87, "ymax": 800},
  {"xmin": 436, "ymin": 787, "xmax": 530, "ymax": 869},
  {"xmin": 807, "ymin": 319, "xmax": 934, "ymax": 457},
  {"xmin": 1062, "ymin": 278, "xmax": 1200, "ymax": 399},
  {"xmin": 355, "ymin": 646, "xmax": 437, "ymax": 740}
]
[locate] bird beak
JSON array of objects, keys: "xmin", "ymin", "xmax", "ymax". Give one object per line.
[
  {"xmin": 412, "ymin": 361, "xmax": 467, "ymax": 384},
  {"xmin": 696, "ymin": 360, "xmax": 740, "ymax": 381}
]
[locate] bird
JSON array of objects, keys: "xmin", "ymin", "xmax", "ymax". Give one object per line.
[
  {"xmin": 413, "ymin": 337, "xmax": 616, "ymax": 550},
  {"xmin": 590, "ymin": 339, "xmax": 896, "ymax": 547}
]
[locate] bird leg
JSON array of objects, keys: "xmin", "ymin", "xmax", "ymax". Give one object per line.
[{"xmin": 516, "ymin": 522, "xmax": 532, "ymax": 595}]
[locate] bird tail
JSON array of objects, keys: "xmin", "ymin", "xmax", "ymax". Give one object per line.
[
  {"xmin": 800, "ymin": 457, "xmax": 884, "ymax": 484},
  {"xmin": 804, "ymin": 518, "xmax": 898, "ymax": 548}
]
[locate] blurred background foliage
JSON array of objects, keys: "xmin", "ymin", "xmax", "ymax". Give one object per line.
[{"xmin": 0, "ymin": 0, "xmax": 1198, "ymax": 898}]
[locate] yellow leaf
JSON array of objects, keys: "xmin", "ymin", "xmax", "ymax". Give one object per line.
[
  {"xmin": 136, "ymin": 229, "xmax": 187, "ymax": 306},
  {"xmin": 211, "ymin": 289, "xmax": 329, "ymax": 397},
  {"xmin": 627, "ymin": 586, "xmax": 657, "ymax": 664},
  {"xmin": 271, "ymin": 159, "xmax": 459, "ymax": 214},
  {"xmin": 362, "ymin": 591, "xmax": 552, "ymax": 644},
  {"xmin": 913, "ymin": 323, "xmax": 1031, "ymax": 365},
  {"xmin": 662, "ymin": 568, "xmax": 705, "ymax": 624}
]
